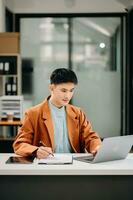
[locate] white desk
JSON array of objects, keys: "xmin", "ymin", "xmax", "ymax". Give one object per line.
[
  {"xmin": 1, "ymin": 153, "xmax": 133, "ymax": 175},
  {"xmin": 1, "ymin": 153, "xmax": 133, "ymax": 200}
]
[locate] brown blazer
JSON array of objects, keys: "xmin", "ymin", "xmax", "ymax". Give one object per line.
[{"xmin": 13, "ymin": 97, "xmax": 101, "ymax": 156}]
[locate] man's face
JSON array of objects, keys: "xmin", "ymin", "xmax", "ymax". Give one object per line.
[{"xmin": 50, "ymin": 82, "xmax": 76, "ymax": 108}]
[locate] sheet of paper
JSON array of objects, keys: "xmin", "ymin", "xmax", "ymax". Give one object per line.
[{"xmin": 37, "ymin": 153, "xmax": 73, "ymax": 164}]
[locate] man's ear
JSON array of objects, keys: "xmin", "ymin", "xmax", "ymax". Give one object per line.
[{"xmin": 49, "ymin": 84, "xmax": 54, "ymax": 91}]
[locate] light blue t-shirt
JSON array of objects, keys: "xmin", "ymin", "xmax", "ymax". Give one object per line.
[{"xmin": 49, "ymin": 100, "xmax": 73, "ymax": 153}]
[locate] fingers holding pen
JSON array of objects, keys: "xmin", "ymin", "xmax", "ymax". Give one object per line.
[{"xmin": 36, "ymin": 146, "xmax": 53, "ymax": 159}]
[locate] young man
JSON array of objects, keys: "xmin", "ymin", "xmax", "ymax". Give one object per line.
[{"xmin": 13, "ymin": 68, "xmax": 101, "ymax": 159}]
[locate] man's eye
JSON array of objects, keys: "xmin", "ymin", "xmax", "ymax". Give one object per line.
[
  {"xmin": 70, "ymin": 89, "xmax": 74, "ymax": 92},
  {"xmin": 61, "ymin": 89, "xmax": 67, "ymax": 92}
]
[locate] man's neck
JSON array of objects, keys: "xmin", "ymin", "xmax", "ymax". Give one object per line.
[{"xmin": 49, "ymin": 97, "xmax": 63, "ymax": 109}]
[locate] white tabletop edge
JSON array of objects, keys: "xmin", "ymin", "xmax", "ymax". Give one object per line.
[{"xmin": 1, "ymin": 153, "xmax": 133, "ymax": 175}]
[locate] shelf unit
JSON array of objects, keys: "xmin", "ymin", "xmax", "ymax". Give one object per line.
[
  {"xmin": 0, "ymin": 121, "xmax": 22, "ymax": 126},
  {"xmin": 0, "ymin": 121, "xmax": 22, "ymax": 140},
  {"xmin": 0, "ymin": 96, "xmax": 23, "ymax": 152},
  {"xmin": 0, "ymin": 95, "xmax": 23, "ymax": 119},
  {"xmin": 0, "ymin": 33, "xmax": 22, "ymax": 152},
  {"xmin": 0, "ymin": 121, "xmax": 22, "ymax": 152},
  {"xmin": 0, "ymin": 53, "xmax": 21, "ymax": 96}
]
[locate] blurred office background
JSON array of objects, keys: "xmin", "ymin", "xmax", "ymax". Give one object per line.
[
  {"xmin": 0, "ymin": 0, "xmax": 133, "ymax": 146},
  {"xmin": 19, "ymin": 16, "xmax": 122, "ymax": 138}
]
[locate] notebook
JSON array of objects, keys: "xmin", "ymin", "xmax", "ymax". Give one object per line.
[
  {"xmin": 74, "ymin": 135, "xmax": 133, "ymax": 163},
  {"xmin": 37, "ymin": 153, "xmax": 73, "ymax": 164}
]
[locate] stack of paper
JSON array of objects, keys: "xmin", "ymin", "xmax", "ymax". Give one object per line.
[{"xmin": 37, "ymin": 154, "xmax": 73, "ymax": 165}]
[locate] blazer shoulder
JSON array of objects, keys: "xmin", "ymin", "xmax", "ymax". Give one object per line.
[
  {"xmin": 67, "ymin": 104, "xmax": 82, "ymax": 116},
  {"xmin": 24, "ymin": 101, "xmax": 46, "ymax": 116}
]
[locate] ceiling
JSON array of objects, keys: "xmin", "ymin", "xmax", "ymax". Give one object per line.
[
  {"xmin": 4, "ymin": 0, "xmax": 129, "ymax": 44},
  {"xmin": 4, "ymin": 0, "xmax": 133, "ymax": 13},
  {"xmin": 116, "ymin": 0, "xmax": 133, "ymax": 8}
]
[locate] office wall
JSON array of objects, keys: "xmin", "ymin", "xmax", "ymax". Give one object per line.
[{"xmin": 5, "ymin": 0, "xmax": 126, "ymax": 13}]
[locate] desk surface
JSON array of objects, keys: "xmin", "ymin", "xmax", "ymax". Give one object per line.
[{"xmin": 0, "ymin": 153, "xmax": 133, "ymax": 175}]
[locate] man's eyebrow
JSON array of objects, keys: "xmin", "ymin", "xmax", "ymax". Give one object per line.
[
  {"xmin": 61, "ymin": 87, "xmax": 75, "ymax": 91},
  {"xmin": 70, "ymin": 88, "xmax": 75, "ymax": 91}
]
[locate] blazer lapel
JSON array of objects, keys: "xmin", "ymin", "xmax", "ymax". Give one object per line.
[
  {"xmin": 66, "ymin": 105, "xmax": 79, "ymax": 152},
  {"xmin": 40, "ymin": 99, "xmax": 80, "ymax": 152},
  {"xmin": 41, "ymin": 100, "xmax": 54, "ymax": 150}
]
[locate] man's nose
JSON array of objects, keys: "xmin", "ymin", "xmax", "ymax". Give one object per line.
[{"xmin": 64, "ymin": 92, "xmax": 72, "ymax": 99}]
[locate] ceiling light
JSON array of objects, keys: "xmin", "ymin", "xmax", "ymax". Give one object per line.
[{"xmin": 99, "ymin": 43, "xmax": 106, "ymax": 48}]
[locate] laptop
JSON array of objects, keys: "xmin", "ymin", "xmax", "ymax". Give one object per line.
[{"xmin": 74, "ymin": 135, "xmax": 133, "ymax": 163}]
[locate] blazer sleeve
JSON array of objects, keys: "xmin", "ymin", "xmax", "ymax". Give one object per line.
[
  {"xmin": 79, "ymin": 109, "xmax": 101, "ymax": 152},
  {"xmin": 13, "ymin": 110, "xmax": 38, "ymax": 157}
]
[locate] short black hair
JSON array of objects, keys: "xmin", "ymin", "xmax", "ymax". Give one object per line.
[{"xmin": 50, "ymin": 68, "xmax": 78, "ymax": 85}]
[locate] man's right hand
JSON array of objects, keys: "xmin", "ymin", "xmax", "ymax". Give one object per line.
[{"xmin": 36, "ymin": 146, "xmax": 53, "ymax": 159}]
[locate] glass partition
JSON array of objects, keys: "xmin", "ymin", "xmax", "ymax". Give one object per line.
[
  {"xmin": 72, "ymin": 17, "xmax": 121, "ymax": 138},
  {"xmin": 20, "ymin": 16, "xmax": 123, "ymax": 138},
  {"xmin": 21, "ymin": 18, "xmax": 69, "ymax": 106}
]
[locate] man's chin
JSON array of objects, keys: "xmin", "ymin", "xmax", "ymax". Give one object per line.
[{"xmin": 61, "ymin": 101, "xmax": 69, "ymax": 106}]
